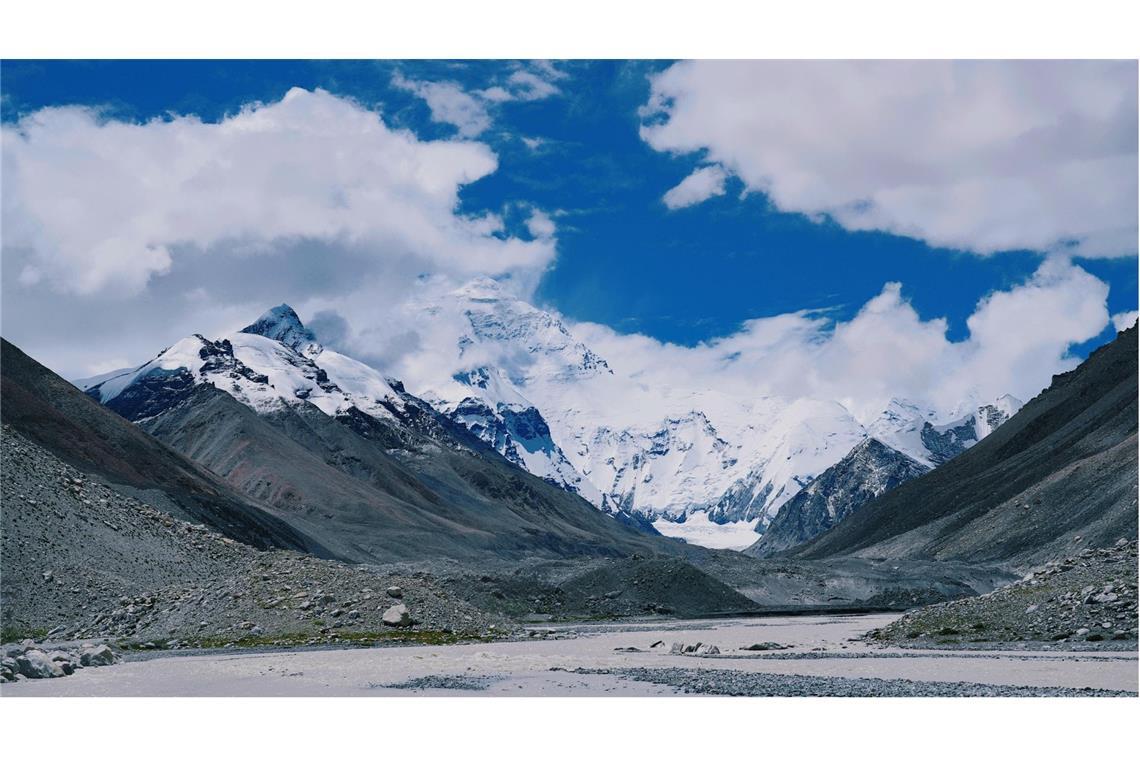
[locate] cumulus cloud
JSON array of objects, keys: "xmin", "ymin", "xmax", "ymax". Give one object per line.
[
  {"xmin": 525, "ymin": 208, "xmax": 557, "ymax": 240},
  {"xmin": 1112, "ymin": 310, "xmax": 1139, "ymax": 331},
  {"xmin": 662, "ymin": 164, "xmax": 729, "ymax": 209},
  {"xmin": 0, "ymin": 87, "xmax": 555, "ymax": 375},
  {"xmin": 642, "ymin": 61, "xmax": 1138, "ymax": 258},
  {"xmin": 568, "ymin": 257, "xmax": 1111, "ymax": 423}
]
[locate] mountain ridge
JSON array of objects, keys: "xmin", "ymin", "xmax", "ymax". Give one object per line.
[{"xmin": 791, "ymin": 323, "xmax": 1138, "ymax": 568}]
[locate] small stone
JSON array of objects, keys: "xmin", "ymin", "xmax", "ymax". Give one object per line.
[{"xmin": 385, "ymin": 586, "xmax": 403, "ymax": 599}]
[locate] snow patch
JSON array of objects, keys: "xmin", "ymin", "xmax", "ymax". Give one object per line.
[{"xmin": 652, "ymin": 512, "xmax": 761, "ymax": 551}]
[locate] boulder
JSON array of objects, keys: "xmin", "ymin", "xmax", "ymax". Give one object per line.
[
  {"xmin": 385, "ymin": 586, "xmax": 404, "ymax": 599},
  {"xmin": 80, "ymin": 644, "xmax": 117, "ymax": 667},
  {"xmin": 16, "ymin": 649, "xmax": 64, "ymax": 678},
  {"xmin": 382, "ymin": 603, "xmax": 412, "ymax": 627}
]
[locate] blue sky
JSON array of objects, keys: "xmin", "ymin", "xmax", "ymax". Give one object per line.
[{"xmin": 1, "ymin": 60, "xmax": 1135, "ymax": 386}]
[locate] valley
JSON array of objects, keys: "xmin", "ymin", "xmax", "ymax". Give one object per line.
[{"xmin": 2, "ymin": 310, "xmax": 1136, "ymax": 696}]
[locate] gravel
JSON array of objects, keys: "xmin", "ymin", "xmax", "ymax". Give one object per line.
[
  {"xmin": 562, "ymin": 667, "xmax": 1135, "ymax": 697},
  {"xmin": 869, "ymin": 540, "xmax": 1139, "ymax": 647},
  {"xmin": 378, "ymin": 675, "xmax": 499, "ymax": 691}
]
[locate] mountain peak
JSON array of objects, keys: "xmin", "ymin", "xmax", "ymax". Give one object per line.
[
  {"xmin": 451, "ymin": 276, "xmax": 507, "ymax": 303},
  {"xmin": 240, "ymin": 304, "xmax": 318, "ymax": 352}
]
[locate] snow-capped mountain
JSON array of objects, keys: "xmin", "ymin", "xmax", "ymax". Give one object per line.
[
  {"xmin": 80, "ymin": 291, "xmax": 1023, "ymax": 553},
  {"xmin": 85, "ymin": 306, "xmax": 423, "ymax": 434},
  {"xmin": 394, "ymin": 278, "xmax": 1023, "ymax": 550},
  {"xmin": 745, "ymin": 437, "xmax": 932, "ymax": 558},
  {"xmin": 867, "ymin": 395, "xmax": 1024, "ymax": 468}
]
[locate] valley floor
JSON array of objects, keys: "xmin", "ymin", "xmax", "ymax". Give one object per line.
[{"xmin": 4, "ymin": 613, "xmax": 1135, "ymax": 697}]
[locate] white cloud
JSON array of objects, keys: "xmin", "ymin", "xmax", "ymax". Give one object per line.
[
  {"xmin": 2, "ymin": 87, "xmax": 551, "ymax": 297},
  {"xmin": 505, "ymin": 69, "xmax": 561, "ymax": 101},
  {"xmin": 642, "ymin": 61, "xmax": 1138, "ymax": 258},
  {"xmin": 525, "ymin": 208, "xmax": 557, "ymax": 239},
  {"xmin": 568, "ymin": 257, "xmax": 1110, "ymax": 423},
  {"xmin": 662, "ymin": 164, "xmax": 728, "ymax": 209},
  {"xmin": 392, "ymin": 74, "xmax": 491, "ymax": 137},
  {"xmin": 0, "ymin": 87, "xmax": 556, "ymax": 376},
  {"xmin": 480, "ymin": 62, "xmax": 567, "ymax": 103},
  {"xmin": 1112, "ymin": 310, "xmax": 1139, "ymax": 331},
  {"xmin": 397, "ymin": 62, "xmax": 565, "ymax": 136}
]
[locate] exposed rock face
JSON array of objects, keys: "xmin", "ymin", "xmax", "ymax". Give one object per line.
[
  {"xmin": 746, "ymin": 438, "xmax": 930, "ymax": 558},
  {"xmin": 239, "ymin": 304, "xmax": 318, "ymax": 352}
]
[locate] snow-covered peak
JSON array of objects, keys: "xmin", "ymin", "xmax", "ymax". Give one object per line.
[
  {"xmin": 240, "ymin": 304, "xmax": 319, "ymax": 354},
  {"xmin": 450, "ymin": 276, "xmax": 507, "ymax": 303},
  {"xmin": 443, "ymin": 278, "xmax": 611, "ymax": 385},
  {"xmin": 868, "ymin": 394, "xmax": 1024, "ymax": 468},
  {"xmin": 86, "ymin": 322, "xmax": 411, "ymax": 425}
]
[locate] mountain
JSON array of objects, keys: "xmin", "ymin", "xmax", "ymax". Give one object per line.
[
  {"xmin": 394, "ymin": 277, "xmax": 1021, "ymax": 549},
  {"xmin": 0, "ymin": 338, "xmax": 324, "ymax": 554},
  {"xmin": 80, "ymin": 310, "xmax": 680, "ymax": 563},
  {"xmin": 868, "ymin": 395, "xmax": 1024, "ymax": 468},
  {"xmin": 792, "ymin": 323, "xmax": 1138, "ymax": 569},
  {"xmin": 741, "ymin": 398, "xmax": 1024, "ymax": 558},
  {"xmin": 745, "ymin": 438, "xmax": 931, "ymax": 558}
]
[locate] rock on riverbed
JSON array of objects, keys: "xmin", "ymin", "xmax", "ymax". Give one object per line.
[{"xmin": 2, "ymin": 642, "xmax": 119, "ymax": 682}]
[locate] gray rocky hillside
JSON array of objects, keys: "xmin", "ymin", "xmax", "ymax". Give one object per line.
[
  {"xmin": 870, "ymin": 540, "xmax": 1138, "ymax": 647},
  {"xmin": 1, "ymin": 426, "xmax": 501, "ymax": 647}
]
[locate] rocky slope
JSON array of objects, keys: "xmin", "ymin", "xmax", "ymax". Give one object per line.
[
  {"xmin": 1, "ymin": 427, "xmax": 502, "ymax": 647},
  {"xmin": 794, "ymin": 324, "xmax": 1139, "ymax": 568},
  {"xmin": 745, "ymin": 438, "xmax": 930, "ymax": 557},
  {"xmin": 1, "ymin": 338, "xmax": 322, "ymax": 554},
  {"xmin": 870, "ymin": 540, "xmax": 1138, "ymax": 646}
]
